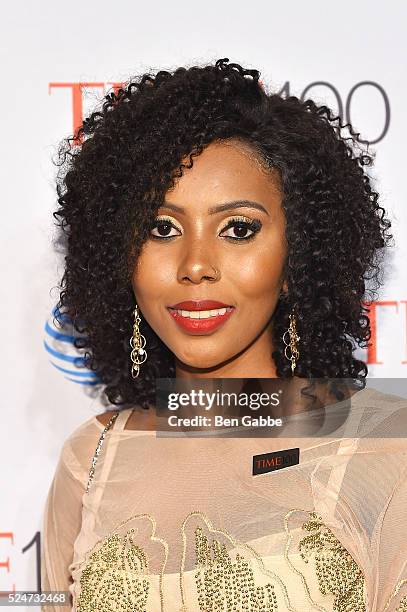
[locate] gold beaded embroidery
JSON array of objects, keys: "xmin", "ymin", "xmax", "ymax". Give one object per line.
[
  {"xmin": 75, "ymin": 513, "xmax": 169, "ymax": 612},
  {"xmin": 77, "ymin": 528, "xmax": 149, "ymax": 612},
  {"xmin": 297, "ymin": 511, "xmax": 366, "ymax": 612},
  {"xmin": 74, "ymin": 507, "xmax": 385, "ymax": 612},
  {"xmin": 396, "ymin": 595, "xmax": 407, "ymax": 612},
  {"xmin": 180, "ymin": 511, "xmax": 301, "ymax": 612},
  {"xmin": 192, "ymin": 525, "xmax": 278, "ymax": 611}
]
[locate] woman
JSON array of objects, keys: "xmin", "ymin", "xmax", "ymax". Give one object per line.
[{"xmin": 41, "ymin": 58, "xmax": 407, "ymax": 611}]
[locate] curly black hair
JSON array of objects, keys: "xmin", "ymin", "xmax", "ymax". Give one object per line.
[{"xmin": 52, "ymin": 57, "xmax": 393, "ymax": 409}]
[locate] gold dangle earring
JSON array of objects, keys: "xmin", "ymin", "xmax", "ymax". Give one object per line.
[
  {"xmin": 129, "ymin": 304, "xmax": 147, "ymax": 378},
  {"xmin": 282, "ymin": 310, "xmax": 300, "ymax": 374}
]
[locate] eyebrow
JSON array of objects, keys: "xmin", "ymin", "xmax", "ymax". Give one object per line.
[{"xmin": 161, "ymin": 199, "xmax": 270, "ymax": 216}]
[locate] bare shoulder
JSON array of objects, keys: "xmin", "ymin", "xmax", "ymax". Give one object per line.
[
  {"xmin": 95, "ymin": 409, "xmax": 120, "ymax": 427},
  {"xmin": 95, "ymin": 406, "xmax": 156, "ymax": 431},
  {"xmin": 125, "ymin": 407, "xmax": 156, "ymax": 431}
]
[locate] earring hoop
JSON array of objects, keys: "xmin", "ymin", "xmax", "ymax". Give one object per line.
[
  {"xmin": 129, "ymin": 304, "xmax": 147, "ymax": 378},
  {"xmin": 282, "ymin": 310, "xmax": 300, "ymax": 374}
]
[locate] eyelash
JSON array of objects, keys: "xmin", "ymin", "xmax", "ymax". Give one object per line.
[{"xmin": 149, "ymin": 215, "xmax": 262, "ymax": 242}]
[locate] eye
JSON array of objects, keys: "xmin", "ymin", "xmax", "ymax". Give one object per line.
[
  {"xmin": 150, "ymin": 216, "xmax": 182, "ymax": 240},
  {"xmin": 219, "ymin": 216, "xmax": 262, "ymax": 241},
  {"xmin": 149, "ymin": 215, "xmax": 263, "ymax": 242}
]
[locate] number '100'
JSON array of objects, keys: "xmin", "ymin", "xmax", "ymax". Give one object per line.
[{"xmin": 277, "ymin": 81, "xmax": 390, "ymax": 145}]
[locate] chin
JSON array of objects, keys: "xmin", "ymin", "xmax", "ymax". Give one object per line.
[{"xmin": 176, "ymin": 351, "xmax": 231, "ymax": 372}]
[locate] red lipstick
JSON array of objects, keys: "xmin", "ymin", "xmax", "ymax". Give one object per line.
[
  {"xmin": 167, "ymin": 300, "xmax": 235, "ymax": 334},
  {"xmin": 169, "ymin": 300, "xmax": 231, "ymax": 310}
]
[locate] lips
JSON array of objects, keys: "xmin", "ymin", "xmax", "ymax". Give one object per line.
[
  {"xmin": 167, "ymin": 300, "xmax": 235, "ymax": 334},
  {"xmin": 169, "ymin": 300, "xmax": 232, "ymax": 310}
]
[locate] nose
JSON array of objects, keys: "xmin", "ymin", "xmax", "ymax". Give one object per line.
[{"xmin": 177, "ymin": 243, "xmax": 220, "ymax": 284}]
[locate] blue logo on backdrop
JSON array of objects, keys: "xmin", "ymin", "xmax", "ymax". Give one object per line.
[{"xmin": 44, "ymin": 307, "xmax": 101, "ymax": 386}]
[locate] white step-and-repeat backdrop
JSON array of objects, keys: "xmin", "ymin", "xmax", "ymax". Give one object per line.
[{"xmin": 1, "ymin": 0, "xmax": 406, "ymax": 601}]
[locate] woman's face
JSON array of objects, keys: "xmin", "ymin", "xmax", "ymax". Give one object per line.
[{"xmin": 132, "ymin": 139, "xmax": 288, "ymax": 377}]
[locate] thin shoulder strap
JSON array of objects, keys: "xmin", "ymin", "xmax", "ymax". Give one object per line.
[
  {"xmin": 85, "ymin": 409, "xmax": 133, "ymax": 494},
  {"xmin": 113, "ymin": 408, "xmax": 134, "ymax": 431}
]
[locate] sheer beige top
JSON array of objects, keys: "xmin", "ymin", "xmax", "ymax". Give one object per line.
[{"xmin": 41, "ymin": 386, "xmax": 407, "ymax": 611}]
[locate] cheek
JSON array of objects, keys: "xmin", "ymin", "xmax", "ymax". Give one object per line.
[
  {"xmin": 131, "ymin": 248, "xmax": 176, "ymax": 325},
  {"xmin": 133, "ymin": 259, "xmax": 173, "ymax": 298},
  {"xmin": 226, "ymin": 243, "xmax": 286, "ymax": 302}
]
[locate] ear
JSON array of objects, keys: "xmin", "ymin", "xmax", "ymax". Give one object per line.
[{"xmin": 281, "ymin": 279, "xmax": 288, "ymax": 295}]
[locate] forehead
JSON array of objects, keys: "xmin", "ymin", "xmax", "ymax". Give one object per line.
[{"xmin": 165, "ymin": 140, "xmax": 282, "ymax": 208}]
